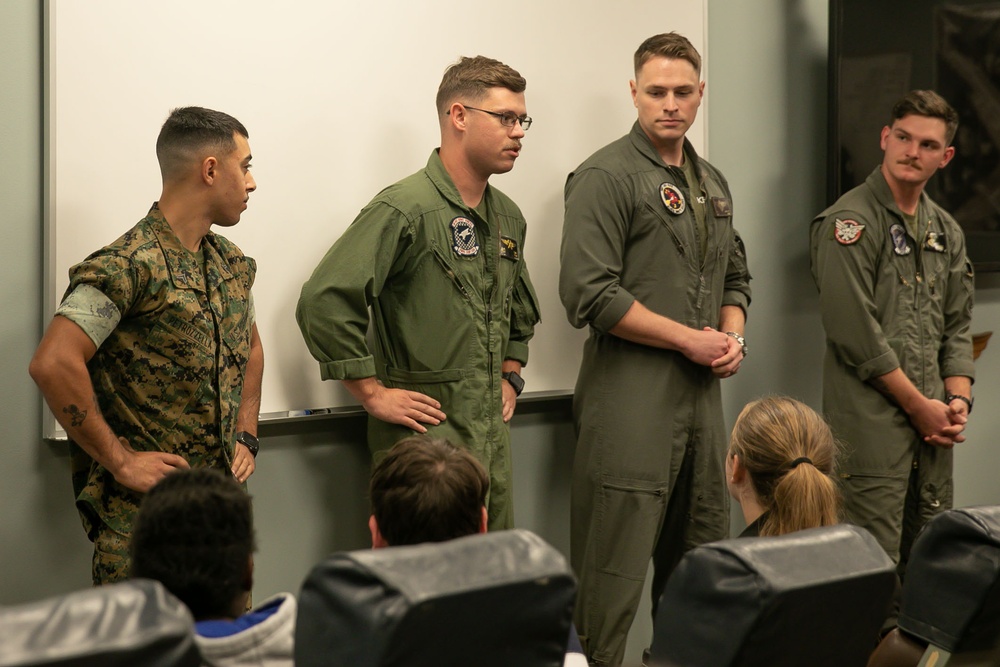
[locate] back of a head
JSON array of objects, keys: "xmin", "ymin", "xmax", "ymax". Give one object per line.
[
  {"xmin": 369, "ymin": 436, "xmax": 488, "ymax": 546},
  {"xmin": 729, "ymin": 396, "xmax": 841, "ymax": 536},
  {"xmin": 130, "ymin": 468, "xmax": 255, "ymax": 620},
  {"xmin": 155, "ymin": 106, "xmax": 249, "ymax": 181},
  {"xmin": 435, "ymin": 55, "xmax": 526, "ymax": 118}
]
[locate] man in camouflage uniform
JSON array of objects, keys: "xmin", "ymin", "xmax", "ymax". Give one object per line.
[
  {"xmin": 30, "ymin": 107, "xmax": 264, "ymax": 585},
  {"xmin": 297, "ymin": 56, "xmax": 539, "ymax": 531}
]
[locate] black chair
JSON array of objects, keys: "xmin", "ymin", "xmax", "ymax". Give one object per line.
[
  {"xmin": 868, "ymin": 506, "xmax": 1000, "ymax": 667},
  {"xmin": 295, "ymin": 529, "xmax": 576, "ymax": 667},
  {"xmin": 649, "ymin": 524, "xmax": 896, "ymax": 667},
  {"xmin": 0, "ymin": 578, "xmax": 200, "ymax": 667}
]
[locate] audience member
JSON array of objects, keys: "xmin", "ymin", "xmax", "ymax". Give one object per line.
[
  {"xmin": 726, "ymin": 396, "xmax": 841, "ymax": 537},
  {"xmin": 370, "ymin": 435, "xmax": 586, "ymax": 667},
  {"xmin": 131, "ymin": 468, "xmax": 295, "ymax": 667}
]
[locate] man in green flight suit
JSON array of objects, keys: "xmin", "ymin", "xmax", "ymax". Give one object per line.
[
  {"xmin": 810, "ymin": 90, "xmax": 974, "ymax": 573},
  {"xmin": 559, "ymin": 33, "xmax": 751, "ymax": 666},
  {"xmin": 296, "ymin": 56, "xmax": 540, "ymax": 531},
  {"xmin": 30, "ymin": 107, "xmax": 264, "ymax": 585}
]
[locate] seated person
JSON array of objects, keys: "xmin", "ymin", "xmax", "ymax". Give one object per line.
[
  {"xmin": 131, "ymin": 468, "xmax": 295, "ymax": 667},
  {"xmin": 369, "ymin": 435, "xmax": 586, "ymax": 667},
  {"xmin": 726, "ymin": 396, "xmax": 841, "ymax": 537}
]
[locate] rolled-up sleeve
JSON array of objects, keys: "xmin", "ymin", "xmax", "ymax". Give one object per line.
[
  {"xmin": 559, "ymin": 167, "xmax": 636, "ymax": 333},
  {"xmin": 296, "ymin": 202, "xmax": 410, "ymax": 381}
]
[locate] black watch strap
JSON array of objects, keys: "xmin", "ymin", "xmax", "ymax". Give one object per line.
[
  {"xmin": 236, "ymin": 431, "xmax": 260, "ymax": 457},
  {"xmin": 946, "ymin": 394, "xmax": 973, "ymax": 414},
  {"xmin": 502, "ymin": 371, "xmax": 525, "ymax": 396}
]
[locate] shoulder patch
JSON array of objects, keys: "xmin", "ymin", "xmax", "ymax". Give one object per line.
[{"xmin": 834, "ymin": 218, "xmax": 865, "ymax": 245}]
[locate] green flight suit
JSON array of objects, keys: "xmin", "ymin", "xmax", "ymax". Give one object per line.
[
  {"xmin": 810, "ymin": 167, "xmax": 975, "ymax": 566},
  {"xmin": 296, "ymin": 150, "xmax": 540, "ymax": 531},
  {"xmin": 58, "ymin": 204, "xmax": 257, "ymax": 583},
  {"xmin": 559, "ymin": 123, "xmax": 751, "ymax": 666}
]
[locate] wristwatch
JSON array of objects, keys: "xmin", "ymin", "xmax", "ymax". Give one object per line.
[
  {"xmin": 502, "ymin": 371, "xmax": 525, "ymax": 396},
  {"xmin": 725, "ymin": 331, "xmax": 748, "ymax": 358},
  {"xmin": 236, "ymin": 431, "xmax": 259, "ymax": 457},
  {"xmin": 945, "ymin": 394, "xmax": 973, "ymax": 414}
]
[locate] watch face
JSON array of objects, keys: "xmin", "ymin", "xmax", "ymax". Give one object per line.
[{"xmin": 237, "ymin": 432, "xmax": 259, "ymax": 456}]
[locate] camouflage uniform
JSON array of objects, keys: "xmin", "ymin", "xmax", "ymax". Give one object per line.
[
  {"xmin": 297, "ymin": 150, "xmax": 540, "ymax": 531},
  {"xmin": 57, "ymin": 203, "xmax": 256, "ymax": 584}
]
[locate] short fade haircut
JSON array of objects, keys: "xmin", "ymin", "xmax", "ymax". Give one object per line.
[
  {"xmin": 370, "ymin": 436, "xmax": 489, "ymax": 546},
  {"xmin": 131, "ymin": 468, "xmax": 255, "ymax": 620},
  {"xmin": 155, "ymin": 106, "xmax": 249, "ymax": 180},
  {"xmin": 891, "ymin": 90, "xmax": 959, "ymax": 145},
  {"xmin": 435, "ymin": 55, "xmax": 526, "ymax": 117},
  {"xmin": 634, "ymin": 32, "xmax": 702, "ymax": 77}
]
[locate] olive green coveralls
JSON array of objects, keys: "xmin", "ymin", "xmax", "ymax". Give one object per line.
[
  {"xmin": 297, "ymin": 151, "xmax": 540, "ymax": 531},
  {"xmin": 810, "ymin": 167, "xmax": 974, "ymax": 566},
  {"xmin": 560, "ymin": 123, "xmax": 751, "ymax": 666}
]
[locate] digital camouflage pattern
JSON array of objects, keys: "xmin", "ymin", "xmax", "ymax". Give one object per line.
[
  {"xmin": 59, "ymin": 204, "xmax": 256, "ymax": 571},
  {"xmin": 297, "ymin": 151, "xmax": 540, "ymax": 532}
]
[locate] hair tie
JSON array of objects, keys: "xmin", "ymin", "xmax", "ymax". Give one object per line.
[{"xmin": 788, "ymin": 456, "xmax": 813, "ymax": 469}]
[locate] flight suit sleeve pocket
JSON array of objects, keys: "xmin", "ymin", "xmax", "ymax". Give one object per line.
[
  {"xmin": 384, "ymin": 366, "xmax": 465, "ymax": 384},
  {"xmin": 595, "ymin": 478, "xmax": 667, "ymax": 581}
]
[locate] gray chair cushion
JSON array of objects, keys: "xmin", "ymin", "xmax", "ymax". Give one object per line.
[
  {"xmin": 899, "ymin": 505, "xmax": 1000, "ymax": 653},
  {"xmin": 0, "ymin": 579, "xmax": 200, "ymax": 667},
  {"xmin": 295, "ymin": 529, "xmax": 576, "ymax": 667},
  {"xmin": 650, "ymin": 524, "xmax": 896, "ymax": 667}
]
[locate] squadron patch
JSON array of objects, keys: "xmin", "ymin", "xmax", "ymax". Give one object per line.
[
  {"xmin": 499, "ymin": 236, "xmax": 520, "ymax": 261},
  {"xmin": 925, "ymin": 231, "xmax": 947, "ymax": 253},
  {"xmin": 660, "ymin": 183, "xmax": 686, "ymax": 215},
  {"xmin": 890, "ymin": 223, "xmax": 911, "ymax": 256},
  {"xmin": 451, "ymin": 216, "xmax": 479, "ymax": 257},
  {"xmin": 711, "ymin": 197, "xmax": 732, "ymax": 217},
  {"xmin": 834, "ymin": 218, "xmax": 865, "ymax": 245}
]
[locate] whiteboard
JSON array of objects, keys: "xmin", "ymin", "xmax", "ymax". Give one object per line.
[{"xmin": 45, "ymin": 0, "xmax": 707, "ymax": 432}]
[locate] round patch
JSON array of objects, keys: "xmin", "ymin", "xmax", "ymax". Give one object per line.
[
  {"xmin": 659, "ymin": 183, "xmax": 686, "ymax": 215},
  {"xmin": 890, "ymin": 223, "xmax": 911, "ymax": 256},
  {"xmin": 451, "ymin": 216, "xmax": 479, "ymax": 257},
  {"xmin": 834, "ymin": 218, "xmax": 865, "ymax": 245}
]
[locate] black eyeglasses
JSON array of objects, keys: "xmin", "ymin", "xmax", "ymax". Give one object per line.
[{"xmin": 462, "ymin": 106, "xmax": 533, "ymax": 131}]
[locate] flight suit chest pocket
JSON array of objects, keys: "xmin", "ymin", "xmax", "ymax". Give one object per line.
[{"xmin": 432, "ymin": 243, "xmax": 474, "ymax": 301}]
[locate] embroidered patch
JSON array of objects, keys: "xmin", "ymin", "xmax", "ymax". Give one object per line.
[
  {"xmin": 834, "ymin": 218, "xmax": 865, "ymax": 245},
  {"xmin": 890, "ymin": 223, "xmax": 911, "ymax": 256},
  {"xmin": 499, "ymin": 236, "xmax": 519, "ymax": 261},
  {"xmin": 451, "ymin": 216, "xmax": 479, "ymax": 257},
  {"xmin": 925, "ymin": 231, "xmax": 947, "ymax": 253},
  {"xmin": 659, "ymin": 183, "xmax": 686, "ymax": 215},
  {"xmin": 711, "ymin": 197, "xmax": 732, "ymax": 217}
]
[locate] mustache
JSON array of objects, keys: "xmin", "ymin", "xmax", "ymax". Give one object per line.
[
  {"xmin": 505, "ymin": 142, "xmax": 522, "ymax": 151},
  {"xmin": 898, "ymin": 158, "xmax": 920, "ymax": 168}
]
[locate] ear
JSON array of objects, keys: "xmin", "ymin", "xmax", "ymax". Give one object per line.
[
  {"xmin": 369, "ymin": 514, "xmax": 389, "ymax": 549},
  {"xmin": 629, "ymin": 79, "xmax": 638, "ymax": 108},
  {"xmin": 730, "ymin": 453, "xmax": 747, "ymax": 485},
  {"xmin": 201, "ymin": 156, "xmax": 219, "ymax": 186},
  {"xmin": 940, "ymin": 145, "xmax": 956, "ymax": 169},
  {"xmin": 879, "ymin": 125, "xmax": 891, "ymax": 151},
  {"xmin": 241, "ymin": 554, "xmax": 254, "ymax": 592},
  {"xmin": 478, "ymin": 506, "xmax": 489, "ymax": 534},
  {"xmin": 447, "ymin": 102, "xmax": 468, "ymax": 131},
  {"xmin": 698, "ymin": 79, "xmax": 706, "ymax": 101}
]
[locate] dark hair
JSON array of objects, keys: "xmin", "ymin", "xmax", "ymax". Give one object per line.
[
  {"xmin": 729, "ymin": 396, "xmax": 841, "ymax": 537},
  {"xmin": 370, "ymin": 436, "xmax": 489, "ymax": 546},
  {"xmin": 634, "ymin": 32, "xmax": 702, "ymax": 77},
  {"xmin": 436, "ymin": 56, "xmax": 526, "ymax": 117},
  {"xmin": 155, "ymin": 106, "xmax": 249, "ymax": 180},
  {"xmin": 891, "ymin": 90, "xmax": 959, "ymax": 145},
  {"xmin": 131, "ymin": 468, "xmax": 255, "ymax": 619}
]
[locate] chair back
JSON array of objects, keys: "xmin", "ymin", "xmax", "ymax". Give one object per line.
[{"xmin": 649, "ymin": 524, "xmax": 896, "ymax": 667}]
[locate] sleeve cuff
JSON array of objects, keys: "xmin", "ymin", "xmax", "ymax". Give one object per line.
[
  {"xmin": 319, "ymin": 356, "xmax": 377, "ymax": 381},
  {"xmin": 505, "ymin": 340, "xmax": 530, "ymax": 366},
  {"xmin": 941, "ymin": 361, "xmax": 976, "ymax": 383},
  {"xmin": 592, "ymin": 290, "xmax": 636, "ymax": 333},
  {"xmin": 855, "ymin": 349, "xmax": 900, "ymax": 382}
]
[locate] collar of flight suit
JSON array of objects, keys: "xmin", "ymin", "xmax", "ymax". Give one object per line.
[
  {"xmin": 424, "ymin": 149, "xmax": 498, "ymax": 226},
  {"xmin": 627, "ymin": 121, "xmax": 707, "ymax": 190},
  {"xmin": 864, "ymin": 166, "xmax": 932, "ymax": 226}
]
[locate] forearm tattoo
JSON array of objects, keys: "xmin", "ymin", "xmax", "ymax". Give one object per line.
[{"xmin": 62, "ymin": 404, "xmax": 88, "ymax": 428}]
